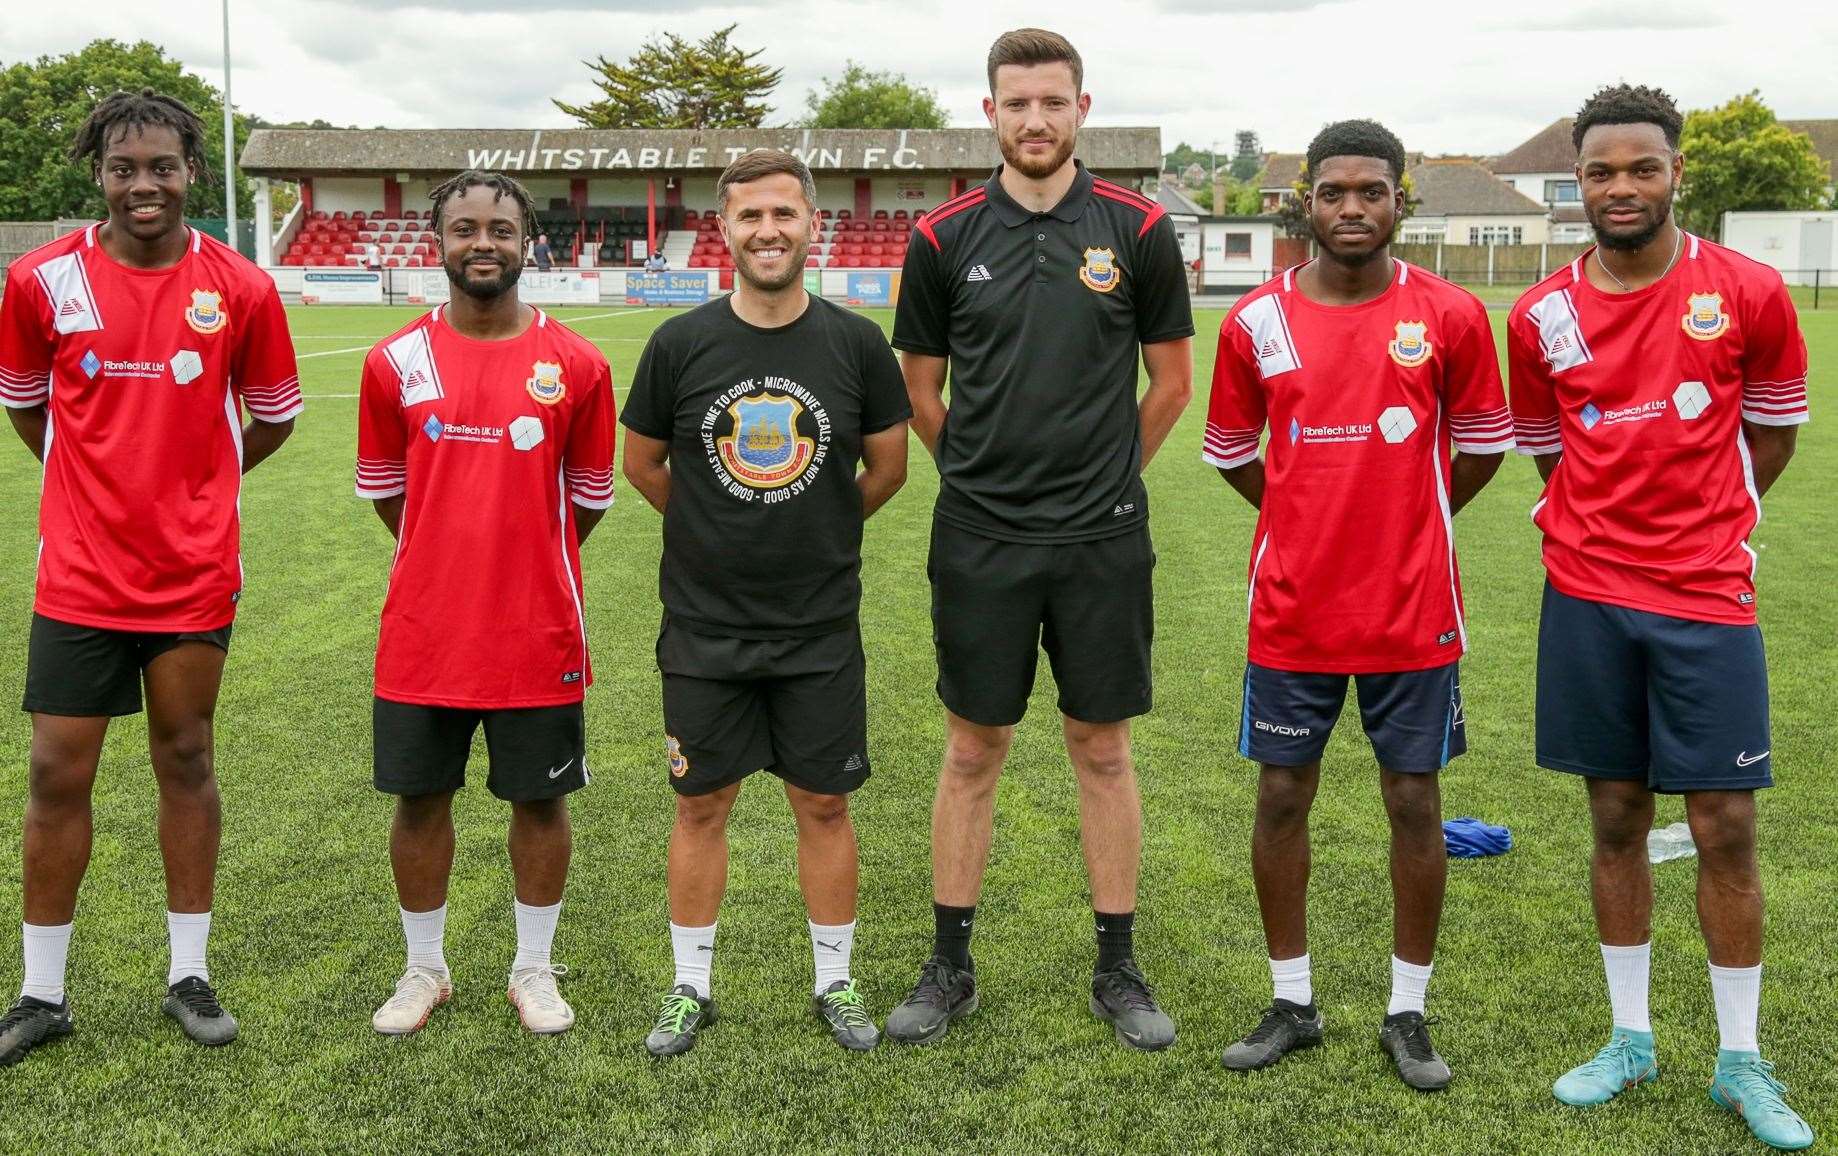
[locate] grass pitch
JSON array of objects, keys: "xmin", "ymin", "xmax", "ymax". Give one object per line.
[{"xmin": 0, "ymin": 302, "xmax": 1832, "ymax": 1154}]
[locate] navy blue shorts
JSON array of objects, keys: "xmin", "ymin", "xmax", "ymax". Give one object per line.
[
  {"xmin": 1238, "ymin": 661, "xmax": 1465, "ymax": 772},
  {"xmin": 1536, "ymin": 584, "xmax": 1771, "ymax": 793}
]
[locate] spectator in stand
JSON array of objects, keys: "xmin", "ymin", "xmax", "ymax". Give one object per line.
[
  {"xmin": 533, "ymin": 233, "xmax": 552, "ymax": 271},
  {"xmin": 645, "ymin": 250, "xmax": 668, "ymax": 273}
]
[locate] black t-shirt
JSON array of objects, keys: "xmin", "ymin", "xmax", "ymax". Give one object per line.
[
  {"xmin": 622, "ymin": 294, "xmax": 911, "ymax": 638},
  {"xmin": 893, "ymin": 162, "xmax": 1194, "ymax": 543}
]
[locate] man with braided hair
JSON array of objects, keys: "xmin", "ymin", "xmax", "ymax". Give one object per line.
[
  {"xmin": 0, "ymin": 89, "xmax": 301, "ymax": 1064},
  {"xmin": 358, "ymin": 171, "xmax": 615, "ymax": 1037}
]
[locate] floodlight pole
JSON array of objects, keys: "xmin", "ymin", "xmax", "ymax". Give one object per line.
[{"xmin": 221, "ymin": 0, "xmax": 237, "ymax": 252}]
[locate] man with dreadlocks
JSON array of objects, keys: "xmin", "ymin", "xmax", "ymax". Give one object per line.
[
  {"xmin": 357, "ymin": 170, "xmax": 614, "ymax": 1038},
  {"xmin": 0, "ymin": 89, "xmax": 300, "ymax": 1065},
  {"xmin": 1509, "ymin": 86, "xmax": 1812, "ymax": 1150}
]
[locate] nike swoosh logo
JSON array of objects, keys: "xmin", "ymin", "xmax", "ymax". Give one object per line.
[
  {"xmin": 1735, "ymin": 750, "xmax": 1769, "ymax": 767},
  {"xmin": 1122, "ymin": 1030, "xmax": 1143, "ymax": 1042},
  {"xmin": 547, "ymin": 758, "xmax": 575, "ymax": 780},
  {"xmin": 959, "ymin": 919, "xmax": 972, "ymax": 928}
]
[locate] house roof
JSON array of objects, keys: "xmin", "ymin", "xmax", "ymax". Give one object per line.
[
  {"xmin": 1409, "ymin": 158, "xmax": 1548, "ymax": 217},
  {"xmin": 1782, "ymin": 119, "xmax": 1838, "ymax": 176},
  {"xmin": 1490, "ymin": 118, "xmax": 1577, "ymax": 175},
  {"xmin": 1156, "ymin": 183, "xmax": 1208, "ymax": 216},
  {"xmin": 1491, "ymin": 115, "xmax": 1838, "ymax": 179},
  {"xmin": 1256, "ymin": 152, "xmax": 1307, "ymax": 190}
]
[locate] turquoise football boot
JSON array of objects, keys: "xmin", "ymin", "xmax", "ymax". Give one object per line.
[
  {"xmin": 1552, "ymin": 1028, "xmax": 1658, "ymax": 1106},
  {"xmin": 1710, "ymin": 1050, "xmax": 1815, "ymax": 1151}
]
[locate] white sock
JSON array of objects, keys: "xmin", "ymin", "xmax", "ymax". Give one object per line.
[
  {"xmin": 810, "ymin": 919, "xmax": 856, "ymax": 996},
  {"xmin": 1270, "ymin": 953, "xmax": 1312, "ymax": 1006},
  {"xmin": 401, "ymin": 904, "xmax": 448, "ymax": 974},
  {"xmin": 1709, "ymin": 962, "xmax": 1761, "ymax": 1053},
  {"xmin": 21, "ymin": 922, "xmax": 72, "ymax": 1004},
  {"xmin": 1602, "ymin": 942, "xmax": 1652, "ymax": 1034},
  {"xmin": 512, "ymin": 899, "xmax": 562, "ymax": 975},
  {"xmin": 166, "ymin": 911, "xmax": 211, "ymax": 986},
  {"xmin": 1388, "ymin": 955, "xmax": 1433, "ymax": 1016},
  {"xmin": 670, "ymin": 921, "xmax": 716, "ymax": 998}
]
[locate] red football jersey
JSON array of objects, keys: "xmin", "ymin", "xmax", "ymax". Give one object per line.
[
  {"xmin": 356, "ymin": 306, "xmax": 616, "ymax": 709},
  {"xmin": 0, "ymin": 225, "xmax": 301, "ymax": 631},
  {"xmin": 1507, "ymin": 234, "xmax": 1809, "ymax": 625},
  {"xmin": 1205, "ymin": 260, "xmax": 1512, "ymax": 673}
]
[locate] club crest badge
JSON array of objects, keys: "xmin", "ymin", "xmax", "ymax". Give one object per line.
[
  {"xmin": 717, "ymin": 392, "xmax": 814, "ymax": 489},
  {"xmin": 1388, "ymin": 321, "xmax": 1433, "ymax": 367},
  {"xmin": 526, "ymin": 360, "xmax": 565, "ymax": 405},
  {"xmin": 1078, "ymin": 247, "xmax": 1120, "ymax": 294},
  {"xmin": 666, "ymin": 734, "xmax": 688, "ymax": 778},
  {"xmin": 1681, "ymin": 292, "xmax": 1729, "ymax": 341},
  {"xmin": 185, "ymin": 290, "xmax": 226, "ymax": 335}
]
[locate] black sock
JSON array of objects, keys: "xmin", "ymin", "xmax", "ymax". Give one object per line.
[
  {"xmin": 933, "ymin": 903, "xmax": 975, "ymax": 970},
  {"xmin": 1095, "ymin": 910, "xmax": 1135, "ymax": 972}
]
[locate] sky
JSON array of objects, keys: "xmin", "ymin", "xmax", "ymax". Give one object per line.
[{"xmin": 5, "ymin": 0, "xmax": 1836, "ymax": 161}]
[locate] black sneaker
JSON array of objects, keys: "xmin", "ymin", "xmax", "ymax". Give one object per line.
[
  {"xmin": 1379, "ymin": 1010, "xmax": 1452, "ymax": 1091},
  {"xmin": 884, "ymin": 956, "xmax": 977, "ymax": 1045},
  {"xmin": 0, "ymin": 995, "xmax": 73, "ymax": 1067},
  {"xmin": 812, "ymin": 979, "xmax": 879, "ymax": 1052},
  {"xmin": 1090, "ymin": 959, "xmax": 1176, "ymax": 1051},
  {"xmin": 162, "ymin": 976, "xmax": 238, "ymax": 1046},
  {"xmin": 645, "ymin": 984, "xmax": 716, "ymax": 1057},
  {"xmin": 1222, "ymin": 999, "xmax": 1324, "ymax": 1071}
]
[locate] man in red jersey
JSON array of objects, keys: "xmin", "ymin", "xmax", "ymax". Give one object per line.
[
  {"xmin": 1510, "ymin": 86, "xmax": 1811, "ymax": 1150},
  {"xmin": 0, "ymin": 91, "xmax": 300, "ymax": 1064},
  {"xmin": 355, "ymin": 171, "xmax": 614, "ymax": 1039},
  {"xmin": 1207, "ymin": 120, "xmax": 1511, "ymax": 1091}
]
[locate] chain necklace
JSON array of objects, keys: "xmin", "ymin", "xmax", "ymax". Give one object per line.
[{"xmin": 1596, "ymin": 226, "xmax": 1682, "ymax": 293}]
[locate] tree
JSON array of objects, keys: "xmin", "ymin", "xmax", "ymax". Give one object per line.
[
  {"xmin": 800, "ymin": 62, "xmax": 947, "ymax": 129},
  {"xmin": 1230, "ymin": 130, "xmax": 1261, "ymax": 182},
  {"xmin": 555, "ymin": 25, "xmax": 780, "ymax": 130},
  {"xmin": 0, "ymin": 39, "xmax": 254, "ymax": 222},
  {"xmin": 1678, "ymin": 91, "xmax": 1830, "ymax": 240},
  {"xmin": 1163, "ymin": 141, "xmax": 1221, "ymax": 179}
]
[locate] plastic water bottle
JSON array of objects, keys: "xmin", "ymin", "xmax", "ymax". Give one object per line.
[{"xmin": 1647, "ymin": 821, "xmax": 1697, "ymax": 864}]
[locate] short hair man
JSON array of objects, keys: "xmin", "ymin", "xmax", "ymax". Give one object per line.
[
  {"xmin": 1508, "ymin": 85, "xmax": 1813, "ymax": 1150},
  {"xmin": 1208, "ymin": 119, "xmax": 1510, "ymax": 1090},
  {"xmin": 887, "ymin": 29, "xmax": 1194, "ymax": 1050},
  {"xmin": 0, "ymin": 90, "xmax": 301, "ymax": 1063},
  {"xmin": 645, "ymin": 249, "xmax": 668, "ymax": 273},
  {"xmin": 622, "ymin": 152, "xmax": 910, "ymax": 1056},
  {"xmin": 533, "ymin": 232, "xmax": 552, "ymax": 271},
  {"xmin": 357, "ymin": 170, "xmax": 615, "ymax": 1038}
]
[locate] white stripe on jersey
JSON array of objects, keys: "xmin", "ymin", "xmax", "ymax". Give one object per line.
[
  {"xmin": 1734, "ymin": 426, "xmax": 1762, "ymax": 579},
  {"xmin": 555, "ymin": 464, "xmax": 590, "ymax": 686},
  {"xmin": 1527, "ymin": 286, "xmax": 1593, "ymax": 373},
  {"xmin": 383, "ymin": 326, "xmax": 444, "ymax": 408},
  {"xmin": 35, "ymin": 252, "xmax": 104, "ymax": 335},
  {"xmin": 1428, "ymin": 400, "xmax": 1468, "ymax": 653},
  {"xmin": 1237, "ymin": 295, "xmax": 1301, "ymax": 379}
]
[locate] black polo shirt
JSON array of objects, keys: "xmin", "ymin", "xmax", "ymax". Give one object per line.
[{"xmin": 892, "ymin": 161, "xmax": 1193, "ymax": 543}]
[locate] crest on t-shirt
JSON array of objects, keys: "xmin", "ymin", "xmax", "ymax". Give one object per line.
[
  {"xmin": 1681, "ymin": 292, "xmax": 1729, "ymax": 341},
  {"xmin": 1388, "ymin": 320, "xmax": 1433, "ymax": 367},
  {"xmin": 1078, "ymin": 247, "xmax": 1120, "ymax": 294},
  {"xmin": 185, "ymin": 289, "xmax": 226, "ymax": 335},
  {"xmin": 717, "ymin": 392, "xmax": 814, "ymax": 489},
  {"xmin": 526, "ymin": 360, "xmax": 566, "ymax": 405}
]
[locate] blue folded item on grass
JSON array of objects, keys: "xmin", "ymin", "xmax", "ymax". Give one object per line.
[{"xmin": 1443, "ymin": 817, "xmax": 1513, "ymax": 858}]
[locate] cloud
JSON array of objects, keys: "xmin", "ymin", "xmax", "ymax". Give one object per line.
[
  {"xmin": 1149, "ymin": 0, "xmax": 1345, "ymax": 10},
  {"xmin": 1482, "ymin": 2, "xmax": 1726, "ymax": 31}
]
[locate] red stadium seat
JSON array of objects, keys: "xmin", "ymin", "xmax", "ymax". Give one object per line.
[
  {"xmin": 403, "ymin": 210, "xmax": 419, "ymax": 219},
  {"xmin": 805, "ymin": 257, "xmax": 818, "ymax": 267},
  {"xmin": 333, "ymin": 210, "xmax": 347, "ymax": 220},
  {"xmin": 310, "ymin": 210, "xmax": 328, "ymax": 221},
  {"xmin": 392, "ymin": 244, "xmax": 407, "ymax": 255}
]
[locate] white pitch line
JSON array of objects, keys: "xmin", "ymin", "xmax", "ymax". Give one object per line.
[
  {"xmin": 297, "ymin": 345, "xmax": 372, "ymax": 360},
  {"xmin": 302, "ymin": 386, "xmax": 634, "ymax": 399}
]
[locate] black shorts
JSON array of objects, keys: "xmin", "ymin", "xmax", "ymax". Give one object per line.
[
  {"xmin": 1238, "ymin": 660, "xmax": 1466, "ymax": 772},
  {"xmin": 1536, "ymin": 583, "xmax": 1771, "ymax": 793},
  {"xmin": 372, "ymin": 697, "xmax": 589, "ymax": 803},
  {"xmin": 657, "ymin": 619, "xmax": 869, "ymax": 798},
  {"xmin": 928, "ymin": 518, "xmax": 1153, "ymax": 727},
  {"xmin": 22, "ymin": 613, "xmax": 233, "ymax": 717}
]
